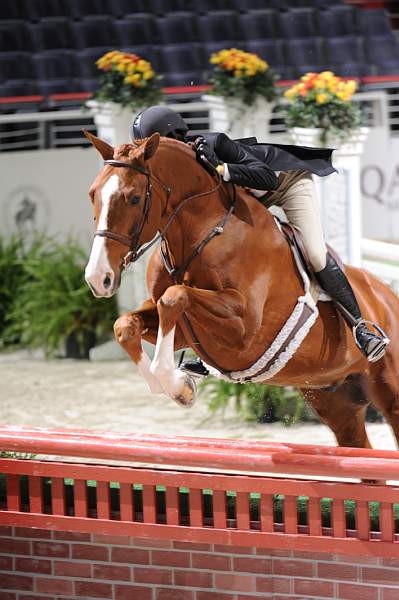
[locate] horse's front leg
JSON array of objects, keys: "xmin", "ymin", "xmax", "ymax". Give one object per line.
[
  {"xmin": 114, "ymin": 299, "xmax": 165, "ymax": 394},
  {"xmin": 149, "ymin": 287, "xmax": 196, "ymax": 407},
  {"xmin": 150, "ymin": 284, "xmax": 247, "ymax": 407}
]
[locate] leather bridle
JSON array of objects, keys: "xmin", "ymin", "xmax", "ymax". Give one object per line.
[
  {"xmin": 94, "ymin": 159, "xmax": 235, "ymax": 273},
  {"xmin": 94, "ymin": 157, "xmax": 237, "ymax": 374}
]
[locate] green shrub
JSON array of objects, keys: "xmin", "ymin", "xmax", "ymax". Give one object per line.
[
  {"xmin": 199, "ymin": 377, "xmax": 317, "ymax": 426},
  {"xmin": 4, "ymin": 237, "xmax": 118, "ymax": 357},
  {"xmin": 0, "ymin": 235, "xmax": 51, "ymax": 346}
]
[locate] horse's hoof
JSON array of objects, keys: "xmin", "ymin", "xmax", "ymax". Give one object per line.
[{"xmin": 173, "ymin": 374, "xmax": 197, "ymax": 408}]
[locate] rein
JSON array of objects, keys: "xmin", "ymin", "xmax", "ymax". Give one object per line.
[{"xmin": 95, "ymin": 159, "xmax": 235, "ymax": 272}]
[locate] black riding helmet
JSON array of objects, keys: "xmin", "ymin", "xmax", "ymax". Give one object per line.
[{"xmin": 132, "ymin": 106, "xmax": 189, "ymax": 141}]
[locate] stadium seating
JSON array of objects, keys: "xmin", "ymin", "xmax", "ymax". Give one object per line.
[
  {"xmin": 0, "ymin": 52, "xmax": 34, "ymax": 81},
  {"xmin": 365, "ymin": 33, "xmax": 399, "ymax": 75},
  {"xmin": 325, "ymin": 36, "xmax": 366, "ymax": 77},
  {"xmin": 238, "ymin": 10, "xmax": 278, "ymax": 41},
  {"xmin": 278, "ymin": 8, "xmax": 317, "ymax": 38},
  {"xmin": 285, "ymin": 37, "xmax": 327, "ymax": 75},
  {"xmin": 0, "ymin": 3, "xmax": 398, "ymax": 98},
  {"xmin": 104, "ymin": 0, "xmax": 147, "ymax": 18},
  {"xmin": 0, "ymin": 20, "xmax": 34, "ymax": 52},
  {"xmin": 28, "ymin": 17, "xmax": 77, "ymax": 50},
  {"xmin": 114, "ymin": 14, "xmax": 155, "ymax": 46},
  {"xmin": 73, "ymin": 16, "xmax": 117, "ymax": 49},
  {"xmin": 0, "ymin": 0, "xmax": 19, "ymax": 20},
  {"xmin": 245, "ymin": 39, "xmax": 294, "ymax": 80},
  {"xmin": 197, "ymin": 11, "xmax": 238, "ymax": 43},
  {"xmin": 356, "ymin": 8, "xmax": 393, "ymax": 36},
  {"xmin": 318, "ymin": 5, "xmax": 356, "ymax": 37},
  {"xmin": 62, "ymin": 0, "xmax": 110, "ymax": 20},
  {"xmin": 155, "ymin": 12, "xmax": 197, "ymax": 44}
]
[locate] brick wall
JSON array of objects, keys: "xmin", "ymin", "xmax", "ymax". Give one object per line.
[{"xmin": 0, "ymin": 526, "xmax": 398, "ymax": 599}]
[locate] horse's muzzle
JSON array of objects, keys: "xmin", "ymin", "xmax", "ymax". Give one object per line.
[{"xmin": 85, "ymin": 269, "xmax": 119, "ymax": 298}]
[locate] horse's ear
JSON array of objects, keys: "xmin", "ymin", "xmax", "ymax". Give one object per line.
[
  {"xmin": 136, "ymin": 132, "xmax": 160, "ymax": 163},
  {"xmin": 82, "ymin": 129, "xmax": 114, "ymax": 161}
]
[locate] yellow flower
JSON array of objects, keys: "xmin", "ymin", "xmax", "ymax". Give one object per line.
[
  {"xmin": 316, "ymin": 93, "xmax": 328, "ymax": 104},
  {"xmin": 284, "ymin": 88, "xmax": 297, "ymax": 100},
  {"xmin": 336, "ymin": 91, "xmax": 348, "ymax": 101},
  {"xmin": 345, "ymin": 80, "xmax": 357, "ymax": 96},
  {"xmin": 210, "ymin": 47, "xmax": 268, "ymax": 76},
  {"xmin": 143, "ymin": 70, "xmax": 154, "ymax": 80}
]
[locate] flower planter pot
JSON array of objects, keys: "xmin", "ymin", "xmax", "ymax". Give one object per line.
[
  {"xmin": 87, "ymin": 100, "xmax": 137, "ymax": 146},
  {"xmin": 290, "ymin": 126, "xmax": 369, "ymax": 155},
  {"xmin": 65, "ymin": 330, "xmax": 96, "ymax": 360},
  {"xmin": 203, "ymin": 94, "xmax": 274, "ymax": 139}
]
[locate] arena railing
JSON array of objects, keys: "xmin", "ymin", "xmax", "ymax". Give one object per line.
[
  {"xmin": 0, "ymin": 77, "xmax": 398, "ymax": 152},
  {"xmin": 1, "ymin": 426, "xmax": 399, "ymax": 557}
]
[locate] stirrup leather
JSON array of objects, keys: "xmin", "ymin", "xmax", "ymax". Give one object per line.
[{"xmin": 353, "ymin": 319, "xmax": 390, "ymax": 362}]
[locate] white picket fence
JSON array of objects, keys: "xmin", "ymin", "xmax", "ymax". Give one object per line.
[{"xmin": 361, "ymin": 238, "xmax": 399, "ymax": 293}]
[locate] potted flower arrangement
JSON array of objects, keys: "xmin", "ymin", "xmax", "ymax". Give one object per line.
[
  {"xmin": 203, "ymin": 48, "xmax": 279, "ymax": 139},
  {"xmin": 87, "ymin": 50, "xmax": 163, "ymax": 146},
  {"xmin": 283, "ymin": 71, "xmax": 366, "ymax": 149}
]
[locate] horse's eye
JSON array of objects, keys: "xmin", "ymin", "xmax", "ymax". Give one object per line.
[{"xmin": 130, "ymin": 195, "xmax": 140, "ymax": 205}]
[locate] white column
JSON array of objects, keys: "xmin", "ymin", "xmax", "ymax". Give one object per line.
[
  {"xmin": 203, "ymin": 94, "xmax": 273, "ymax": 139},
  {"xmin": 290, "ymin": 127, "xmax": 369, "ymax": 266}
]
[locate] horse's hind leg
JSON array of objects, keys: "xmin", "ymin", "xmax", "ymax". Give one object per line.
[
  {"xmin": 302, "ymin": 374, "xmax": 373, "ymax": 449},
  {"xmin": 364, "ymin": 356, "xmax": 399, "ymax": 448}
]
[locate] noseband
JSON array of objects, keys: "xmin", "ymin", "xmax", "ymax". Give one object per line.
[{"xmin": 94, "ymin": 158, "xmax": 234, "ymax": 272}]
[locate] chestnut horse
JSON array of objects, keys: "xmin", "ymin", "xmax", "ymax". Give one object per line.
[{"xmin": 84, "ymin": 130, "xmax": 399, "ymax": 451}]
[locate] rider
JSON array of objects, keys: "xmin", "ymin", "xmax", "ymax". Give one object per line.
[{"xmin": 132, "ymin": 105, "xmax": 389, "ymax": 374}]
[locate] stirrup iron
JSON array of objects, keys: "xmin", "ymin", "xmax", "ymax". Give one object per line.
[{"xmin": 353, "ymin": 319, "xmax": 390, "ymax": 363}]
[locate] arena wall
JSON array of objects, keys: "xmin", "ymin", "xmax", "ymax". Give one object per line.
[{"xmin": 0, "ymin": 526, "xmax": 397, "ymax": 600}]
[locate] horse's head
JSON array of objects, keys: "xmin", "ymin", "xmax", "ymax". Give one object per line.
[{"xmin": 84, "ymin": 130, "xmax": 162, "ymax": 298}]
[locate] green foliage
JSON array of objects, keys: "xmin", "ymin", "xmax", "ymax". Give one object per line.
[
  {"xmin": 283, "ymin": 96, "xmax": 362, "ymax": 144},
  {"xmin": 94, "ymin": 70, "xmax": 163, "ymax": 110},
  {"xmin": 0, "ymin": 235, "xmax": 25, "ymax": 340},
  {"xmin": 0, "ymin": 235, "xmax": 49, "ymax": 345},
  {"xmin": 3, "ymin": 237, "xmax": 118, "ymax": 357},
  {"xmin": 199, "ymin": 376, "xmax": 315, "ymax": 426}
]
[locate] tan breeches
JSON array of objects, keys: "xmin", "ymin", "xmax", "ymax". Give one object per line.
[{"xmin": 280, "ymin": 177, "xmax": 327, "ymax": 272}]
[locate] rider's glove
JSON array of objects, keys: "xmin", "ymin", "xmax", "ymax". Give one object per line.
[{"xmin": 194, "ymin": 137, "xmax": 219, "ymax": 174}]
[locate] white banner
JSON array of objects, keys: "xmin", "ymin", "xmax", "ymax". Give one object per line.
[
  {"xmin": 0, "ymin": 147, "xmax": 98, "ymax": 249},
  {"xmin": 361, "ymin": 128, "xmax": 399, "ymax": 243}
]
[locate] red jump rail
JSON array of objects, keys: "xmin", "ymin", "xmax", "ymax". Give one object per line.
[{"xmin": 1, "ymin": 426, "xmax": 399, "ymax": 557}]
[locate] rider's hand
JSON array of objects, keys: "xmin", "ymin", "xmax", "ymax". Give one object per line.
[{"xmin": 194, "ymin": 137, "xmax": 219, "ymax": 174}]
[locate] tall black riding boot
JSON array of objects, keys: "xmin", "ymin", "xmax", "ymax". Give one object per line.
[{"xmin": 315, "ymin": 254, "xmax": 389, "ymax": 362}]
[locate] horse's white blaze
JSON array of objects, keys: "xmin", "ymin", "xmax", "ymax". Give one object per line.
[
  {"xmin": 85, "ymin": 174, "xmax": 120, "ymax": 296},
  {"xmin": 150, "ymin": 326, "xmax": 187, "ymax": 398}
]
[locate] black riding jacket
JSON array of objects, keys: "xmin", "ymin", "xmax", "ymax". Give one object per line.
[{"xmin": 203, "ymin": 132, "xmax": 336, "ymax": 191}]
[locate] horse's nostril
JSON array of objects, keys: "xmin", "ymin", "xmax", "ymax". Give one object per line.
[{"xmin": 103, "ymin": 274, "xmax": 112, "ymax": 289}]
